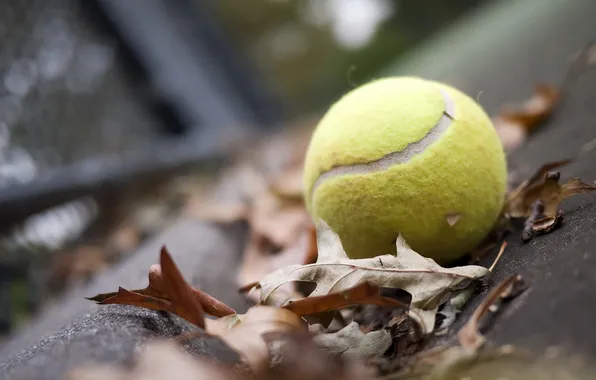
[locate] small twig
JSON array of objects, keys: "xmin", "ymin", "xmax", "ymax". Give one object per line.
[
  {"xmin": 457, "ymin": 275, "xmax": 524, "ymax": 351},
  {"xmin": 522, "ymin": 200, "xmax": 544, "ymax": 242},
  {"xmin": 488, "ymin": 241, "xmax": 507, "ymax": 273}
]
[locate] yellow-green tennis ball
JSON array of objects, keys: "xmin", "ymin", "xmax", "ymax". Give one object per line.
[{"xmin": 303, "ymin": 76, "xmax": 507, "ymax": 264}]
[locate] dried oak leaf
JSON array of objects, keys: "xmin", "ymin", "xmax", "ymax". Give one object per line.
[
  {"xmin": 505, "ymin": 160, "xmax": 596, "ymax": 219},
  {"xmin": 87, "ymin": 245, "xmax": 307, "ymax": 374},
  {"xmin": 252, "ymin": 221, "xmax": 489, "ymax": 334},
  {"xmin": 204, "ymin": 305, "xmax": 306, "ymax": 374},
  {"xmin": 185, "ymin": 128, "xmax": 317, "ymax": 293},
  {"xmin": 261, "ymin": 329, "xmax": 375, "ymax": 380},
  {"xmin": 493, "ymin": 41, "xmax": 596, "ymax": 152},
  {"xmin": 189, "ymin": 162, "xmax": 315, "ymax": 290},
  {"xmin": 501, "ymin": 84, "xmax": 560, "ymax": 130},
  {"xmin": 493, "ymin": 84, "xmax": 559, "ymax": 152},
  {"xmin": 283, "ymin": 282, "xmax": 408, "ymax": 317},
  {"xmin": 235, "ymin": 185, "xmax": 314, "ymax": 303},
  {"xmin": 313, "ymin": 321, "xmax": 392, "ymax": 360},
  {"xmin": 88, "ymin": 246, "xmax": 236, "ymax": 328},
  {"xmin": 90, "ymin": 247, "xmax": 305, "ymax": 374},
  {"xmin": 239, "ymin": 213, "xmax": 315, "ymax": 291},
  {"xmin": 493, "ymin": 43, "xmax": 594, "ymax": 151}
]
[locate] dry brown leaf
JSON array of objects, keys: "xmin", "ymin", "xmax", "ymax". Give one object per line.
[
  {"xmin": 283, "ymin": 282, "xmax": 407, "ymax": 316},
  {"xmin": 494, "ymin": 42, "xmax": 595, "ymax": 152},
  {"xmin": 253, "ymin": 221, "xmax": 489, "ymax": 334},
  {"xmin": 147, "ymin": 263, "xmax": 235, "ymax": 317},
  {"xmin": 189, "ymin": 165, "xmax": 314, "ymax": 291},
  {"xmin": 170, "ymin": 306, "xmax": 306, "ymax": 374},
  {"xmin": 313, "ymin": 321, "xmax": 392, "ymax": 360},
  {"xmin": 260, "ymin": 330, "xmax": 375, "ymax": 380},
  {"xmin": 501, "ymin": 84, "xmax": 560, "ymax": 129},
  {"xmin": 457, "ymin": 275, "xmax": 525, "ymax": 351},
  {"xmin": 235, "ymin": 179, "xmax": 315, "ymax": 291},
  {"xmin": 532, "ymin": 211, "xmax": 564, "ymax": 235},
  {"xmin": 91, "ymin": 286, "xmax": 183, "ymax": 319},
  {"xmin": 88, "ymin": 246, "xmax": 236, "ymax": 327},
  {"xmin": 159, "ymin": 246, "xmax": 206, "ymax": 328},
  {"xmin": 184, "ymin": 128, "xmax": 315, "ymax": 295},
  {"xmin": 514, "ymin": 159, "xmax": 573, "ymax": 190},
  {"xmin": 493, "ymin": 85, "xmax": 559, "ymax": 152},
  {"xmin": 204, "ymin": 306, "xmax": 306, "ymax": 374},
  {"xmin": 238, "ymin": 223, "xmax": 317, "ymax": 296},
  {"xmin": 494, "ymin": 119, "xmax": 528, "ymax": 152},
  {"xmin": 521, "ymin": 201, "xmax": 566, "ymax": 243},
  {"xmin": 249, "ymin": 191, "xmax": 310, "ymax": 248},
  {"xmin": 505, "ymin": 160, "xmax": 596, "ymax": 219},
  {"xmin": 206, "ymin": 305, "xmax": 305, "ymax": 336}
]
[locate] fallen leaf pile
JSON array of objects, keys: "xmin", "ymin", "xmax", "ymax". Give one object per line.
[
  {"xmin": 252, "ymin": 221, "xmax": 489, "ymax": 334},
  {"xmin": 86, "ymin": 218, "xmax": 496, "ymax": 378},
  {"xmin": 86, "ymin": 244, "xmax": 407, "ymax": 377},
  {"xmin": 184, "ymin": 126, "xmax": 318, "ymax": 295}
]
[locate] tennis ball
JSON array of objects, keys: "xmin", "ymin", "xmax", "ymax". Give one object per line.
[{"xmin": 303, "ymin": 77, "xmax": 507, "ymax": 264}]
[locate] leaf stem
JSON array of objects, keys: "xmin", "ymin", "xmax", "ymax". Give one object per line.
[{"xmin": 488, "ymin": 241, "xmax": 507, "ymax": 273}]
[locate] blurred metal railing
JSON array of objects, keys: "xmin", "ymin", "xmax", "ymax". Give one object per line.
[{"xmin": 0, "ymin": 0, "xmax": 283, "ymax": 333}]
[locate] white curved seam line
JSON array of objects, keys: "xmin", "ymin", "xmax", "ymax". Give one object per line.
[{"xmin": 311, "ymin": 88, "xmax": 456, "ymax": 198}]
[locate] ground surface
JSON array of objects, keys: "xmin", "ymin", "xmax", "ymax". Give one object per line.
[{"xmin": 1, "ymin": 0, "xmax": 596, "ymax": 378}]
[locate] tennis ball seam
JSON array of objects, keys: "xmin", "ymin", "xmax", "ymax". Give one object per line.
[{"xmin": 310, "ymin": 87, "xmax": 456, "ymax": 199}]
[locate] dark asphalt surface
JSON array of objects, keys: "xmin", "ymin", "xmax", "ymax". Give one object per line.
[{"xmin": 2, "ymin": 0, "xmax": 596, "ymax": 378}]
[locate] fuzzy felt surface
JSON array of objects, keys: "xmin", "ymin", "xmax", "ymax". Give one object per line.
[{"xmin": 303, "ymin": 77, "xmax": 507, "ymax": 264}]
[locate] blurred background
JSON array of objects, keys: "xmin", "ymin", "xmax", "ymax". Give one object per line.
[{"xmin": 0, "ymin": 0, "xmax": 583, "ymax": 339}]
